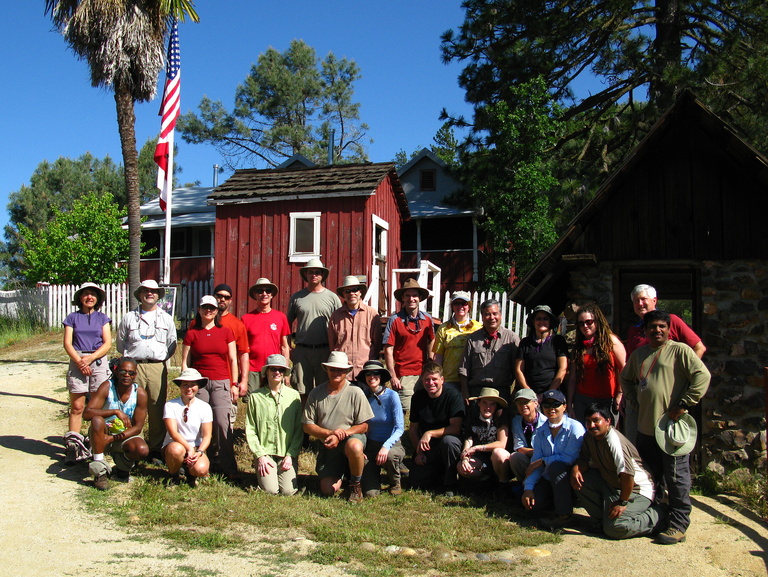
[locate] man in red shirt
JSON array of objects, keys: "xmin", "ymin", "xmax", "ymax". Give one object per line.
[
  {"xmin": 242, "ymin": 278, "xmax": 291, "ymax": 395},
  {"xmin": 383, "ymin": 279, "xmax": 435, "ymax": 411},
  {"xmin": 213, "ymin": 283, "xmax": 250, "ymax": 421}
]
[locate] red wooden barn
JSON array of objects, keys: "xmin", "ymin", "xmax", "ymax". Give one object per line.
[{"xmin": 208, "ymin": 162, "xmax": 409, "ymax": 317}]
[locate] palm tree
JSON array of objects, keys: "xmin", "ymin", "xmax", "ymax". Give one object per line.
[{"xmin": 44, "ymin": 0, "xmax": 198, "ymax": 294}]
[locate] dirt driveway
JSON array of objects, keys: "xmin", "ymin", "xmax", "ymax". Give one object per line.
[{"xmin": 0, "ymin": 345, "xmax": 766, "ymax": 577}]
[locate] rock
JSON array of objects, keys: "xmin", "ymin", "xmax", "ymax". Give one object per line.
[
  {"xmin": 476, "ymin": 553, "xmax": 491, "ymax": 561},
  {"xmin": 128, "ymin": 515, "xmax": 141, "ymax": 525},
  {"xmin": 706, "ymin": 461, "xmax": 725, "ymax": 476},
  {"xmin": 360, "ymin": 542, "xmax": 377, "ymax": 552},
  {"xmin": 383, "ymin": 545, "xmax": 400, "ymax": 554},
  {"xmin": 431, "ymin": 548, "xmax": 452, "ymax": 560},
  {"xmin": 523, "ymin": 548, "xmax": 552, "ymax": 557},
  {"xmin": 400, "ymin": 547, "xmax": 417, "ymax": 556}
]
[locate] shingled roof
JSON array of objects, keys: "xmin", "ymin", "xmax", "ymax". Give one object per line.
[{"xmin": 208, "ymin": 162, "xmax": 410, "ymax": 219}]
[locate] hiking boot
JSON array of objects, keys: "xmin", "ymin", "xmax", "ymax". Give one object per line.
[
  {"xmin": 348, "ymin": 481, "xmax": 364, "ymax": 504},
  {"xmin": 656, "ymin": 528, "xmax": 686, "ymax": 544},
  {"xmin": 537, "ymin": 514, "xmax": 573, "ymax": 532},
  {"xmin": 64, "ymin": 442, "xmax": 78, "ymax": 466},
  {"xmin": 389, "ymin": 483, "xmax": 402, "ymax": 496},
  {"xmin": 113, "ymin": 468, "xmax": 132, "ymax": 483},
  {"xmin": 94, "ymin": 473, "xmax": 109, "ymax": 491}
]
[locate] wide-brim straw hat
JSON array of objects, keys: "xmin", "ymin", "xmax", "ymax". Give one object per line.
[
  {"xmin": 527, "ymin": 304, "xmax": 557, "ymax": 328},
  {"xmin": 356, "ymin": 360, "xmax": 391, "ymax": 384},
  {"xmin": 336, "ymin": 275, "xmax": 367, "ymax": 297},
  {"xmin": 173, "ymin": 367, "xmax": 209, "ymax": 388},
  {"xmin": 655, "ymin": 413, "xmax": 698, "ymax": 456},
  {"xmin": 468, "ymin": 387, "xmax": 508, "ymax": 408},
  {"xmin": 300, "ymin": 258, "xmax": 330, "ymax": 282},
  {"xmin": 249, "ymin": 278, "xmax": 278, "ymax": 299},
  {"xmin": 394, "ymin": 278, "xmax": 430, "ymax": 302},
  {"xmin": 72, "ymin": 282, "xmax": 106, "ymax": 310},
  {"xmin": 133, "ymin": 279, "xmax": 166, "ymax": 301},
  {"xmin": 322, "ymin": 351, "xmax": 353, "ymax": 372},
  {"xmin": 260, "ymin": 354, "xmax": 292, "ymax": 377}
]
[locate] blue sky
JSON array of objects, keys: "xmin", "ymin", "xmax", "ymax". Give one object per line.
[{"xmin": 0, "ymin": 1, "xmax": 476, "ymax": 233}]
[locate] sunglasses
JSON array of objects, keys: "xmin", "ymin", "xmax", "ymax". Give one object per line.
[
  {"xmin": 268, "ymin": 367, "xmax": 285, "ymax": 373},
  {"xmin": 342, "ymin": 288, "xmax": 360, "ymax": 294},
  {"xmin": 578, "ymin": 319, "xmax": 595, "ymax": 327},
  {"xmin": 254, "ymin": 288, "xmax": 273, "ymax": 295},
  {"xmin": 118, "ymin": 369, "xmax": 137, "ymax": 376},
  {"xmin": 183, "ymin": 407, "xmax": 189, "ymax": 423},
  {"xmin": 365, "ymin": 371, "xmax": 383, "ymax": 377},
  {"xmin": 542, "ymin": 402, "xmax": 564, "ymax": 409},
  {"xmin": 201, "ymin": 305, "xmax": 217, "ymax": 311},
  {"xmin": 306, "ymin": 270, "xmax": 324, "ymax": 276},
  {"xmin": 215, "ymin": 293, "xmax": 232, "ymax": 300}
]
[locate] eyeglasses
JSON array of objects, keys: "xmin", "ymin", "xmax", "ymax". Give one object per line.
[
  {"xmin": 183, "ymin": 407, "xmax": 189, "ymax": 423},
  {"xmin": 118, "ymin": 369, "xmax": 137, "ymax": 376},
  {"xmin": 254, "ymin": 288, "xmax": 272, "ymax": 295},
  {"xmin": 542, "ymin": 402, "xmax": 563, "ymax": 409},
  {"xmin": 452, "ymin": 301, "xmax": 469, "ymax": 307},
  {"xmin": 578, "ymin": 319, "xmax": 595, "ymax": 327},
  {"xmin": 215, "ymin": 293, "xmax": 232, "ymax": 300},
  {"xmin": 201, "ymin": 305, "xmax": 217, "ymax": 311},
  {"xmin": 342, "ymin": 288, "xmax": 360, "ymax": 295},
  {"xmin": 268, "ymin": 367, "xmax": 285, "ymax": 373},
  {"xmin": 307, "ymin": 269, "xmax": 323, "ymax": 276},
  {"xmin": 366, "ymin": 371, "xmax": 383, "ymax": 377}
]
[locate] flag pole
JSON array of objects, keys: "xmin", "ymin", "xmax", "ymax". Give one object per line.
[{"xmin": 162, "ymin": 131, "xmax": 174, "ymax": 286}]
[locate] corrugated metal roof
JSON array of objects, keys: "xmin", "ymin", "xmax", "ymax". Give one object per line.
[{"xmin": 139, "ymin": 187, "xmax": 216, "ymax": 229}]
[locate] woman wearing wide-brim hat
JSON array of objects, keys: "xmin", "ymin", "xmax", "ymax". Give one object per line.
[
  {"xmin": 62, "ymin": 282, "xmax": 112, "ymax": 464},
  {"xmin": 458, "ymin": 387, "xmax": 509, "ymax": 481},
  {"xmin": 163, "ymin": 368, "xmax": 213, "ymax": 487},
  {"xmin": 356, "ymin": 361, "xmax": 405, "ymax": 496},
  {"xmin": 245, "ymin": 354, "xmax": 303, "ymax": 495},
  {"xmin": 513, "ymin": 304, "xmax": 569, "ymax": 397}
]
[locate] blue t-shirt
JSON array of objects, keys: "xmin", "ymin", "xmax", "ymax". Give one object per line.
[
  {"xmin": 361, "ymin": 386, "xmax": 404, "ymax": 449},
  {"xmin": 63, "ymin": 310, "xmax": 111, "ymax": 352}
]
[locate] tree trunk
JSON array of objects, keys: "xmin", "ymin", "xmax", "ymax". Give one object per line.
[
  {"xmin": 652, "ymin": 0, "xmax": 684, "ymax": 108},
  {"xmin": 114, "ymin": 85, "xmax": 142, "ymax": 297}
]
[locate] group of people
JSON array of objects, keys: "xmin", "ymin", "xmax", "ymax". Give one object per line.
[{"xmin": 61, "ymin": 268, "xmax": 711, "ymax": 546}]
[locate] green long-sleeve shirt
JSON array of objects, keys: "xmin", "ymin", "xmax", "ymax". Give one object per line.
[
  {"xmin": 620, "ymin": 340, "xmax": 710, "ymax": 436},
  {"xmin": 245, "ymin": 384, "xmax": 303, "ymax": 459}
]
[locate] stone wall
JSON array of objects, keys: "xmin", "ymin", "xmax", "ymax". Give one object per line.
[
  {"xmin": 566, "ymin": 260, "xmax": 767, "ymax": 474},
  {"xmin": 700, "ymin": 260, "xmax": 767, "ymax": 473}
]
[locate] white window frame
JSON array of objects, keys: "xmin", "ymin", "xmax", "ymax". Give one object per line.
[
  {"xmin": 372, "ymin": 214, "xmax": 388, "ymax": 261},
  {"xmin": 289, "ymin": 211, "xmax": 321, "ymax": 263}
]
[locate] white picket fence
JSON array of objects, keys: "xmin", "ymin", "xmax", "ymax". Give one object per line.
[
  {"xmin": 439, "ymin": 290, "xmax": 529, "ymax": 333},
  {"xmin": 0, "ymin": 281, "xmax": 212, "ymax": 330}
]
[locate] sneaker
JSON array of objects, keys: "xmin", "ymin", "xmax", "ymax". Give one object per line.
[
  {"xmin": 64, "ymin": 442, "xmax": 77, "ymax": 466},
  {"xmin": 389, "ymin": 484, "xmax": 402, "ymax": 496},
  {"xmin": 348, "ymin": 481, "xmax": 364, "ymax": 504},
  {"xmin": 656, "ymin": 528, "xmax": 686, "ymax": 544},
  {"xmin": 94, "ymin": 473, "xmax": 109, "ymax": 491}
]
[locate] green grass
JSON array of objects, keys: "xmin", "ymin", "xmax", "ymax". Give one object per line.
[
  {"xmin": 694, "ymin": 468, "xmax": 767, "ymax": 521},
  {"xmin": 0, "ymin": 315, "xmax": 48, "ymax": 348}
]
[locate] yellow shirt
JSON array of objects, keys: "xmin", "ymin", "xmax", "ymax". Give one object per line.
[{"xmin": 433, "ymin": 318, "xmax": 483, "ymax": 382}]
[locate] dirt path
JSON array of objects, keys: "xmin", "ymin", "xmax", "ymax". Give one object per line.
[{"xmin": 0, "ymin": 352, "xmax": 766, "ymax": 577}]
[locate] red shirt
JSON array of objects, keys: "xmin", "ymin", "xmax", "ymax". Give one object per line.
[
  {"xmin": 625, "ymin": 313, "xmax": 701, "ymax": 357},
  {"xmin": 183, "ymin": 325, "xmax": 235, "ymax": 381},
  {"xmin": 384, "ymin": 310, "xmax": 435, "ymax": 377},
  {"xmin": 241, "ymin": 309, "xmax": 291, "ymax": 372},
  {"xmin": 577, "ymin": 351, "xmax": 619, "ymax": 398}
]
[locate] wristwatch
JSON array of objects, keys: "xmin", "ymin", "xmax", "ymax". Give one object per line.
[{"xmin": 618, "ymin": 499, "xmax": 629, "ymax": 506}]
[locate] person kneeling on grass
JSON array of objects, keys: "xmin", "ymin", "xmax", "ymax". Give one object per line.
[
  {"xmin": 246, "ymin": 354, "xmax": 303, "ymax": 495},
  {"xmin": 84, "ymin": 357, "xmax": 149, "ymax": 490},
  {"xmin": 163, "ymin": 368, "xmax": 213, "ymax": 488},
  {"xmin": 457, "ymin": 388, "xmax": 509, "ymax": 483},
  {"xmin": 302, "ymin": 351, "xmax": 374, "ymax": 503}
]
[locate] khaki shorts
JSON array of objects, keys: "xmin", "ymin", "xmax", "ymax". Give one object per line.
[
  {"xmin": 316, "ymin": 433, "xmax": 367, "ymax": 480},
  {"xmin": 67, "ymin": 358, "xmax": 111, "ymax": 394}
]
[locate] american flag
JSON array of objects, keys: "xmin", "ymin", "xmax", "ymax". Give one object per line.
[{"xmin": 154, "ymin": 19, "xmax": 181, "ymax": 211}]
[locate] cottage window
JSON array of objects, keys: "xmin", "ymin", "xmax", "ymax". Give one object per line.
[
  {"xmin": 420, "ymin": 169, "xmax": 437, "ymax": 191},
  {"xmin": 289, "ymin": 212, "xmax": 321, "ymax": 262}
]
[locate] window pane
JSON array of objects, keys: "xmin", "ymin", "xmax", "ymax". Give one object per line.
[{"xmin": 295, "ymin": 218, "xmax": 315, "ymax": 253}]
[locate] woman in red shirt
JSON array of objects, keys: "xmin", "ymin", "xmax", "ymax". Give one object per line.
[
  {"xmin": 567, "ymin": 303, "xmax": 626, "ymax": 425},
  {"xmin": 182, "ymin": 296, "xmax": 239, "ymax": 481}
]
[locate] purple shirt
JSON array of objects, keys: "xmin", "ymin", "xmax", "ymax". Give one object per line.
[{"xmin": 63, "ymin": 311, "xmax": 111, "ymax": 351}]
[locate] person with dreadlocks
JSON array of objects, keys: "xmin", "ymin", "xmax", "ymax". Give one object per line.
[{"xmin": 567, "ymin": 303, "xmax": 626, "ymax": 426}]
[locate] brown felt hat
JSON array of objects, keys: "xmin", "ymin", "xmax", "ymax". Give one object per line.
[{"xmin": 394, "ymin": 278, "xmax": 430, "ymax": 302}]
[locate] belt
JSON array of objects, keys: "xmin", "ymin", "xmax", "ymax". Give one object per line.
[
  {"xmin": 295, "ymin": 343, "xmax": 329, "ymax": 349},
  {"xmin": 135, "ymin": 359, "xmax": 163, "ymax": 364}
]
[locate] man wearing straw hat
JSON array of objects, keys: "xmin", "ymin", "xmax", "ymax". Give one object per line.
[
  {"xmin": 302, "ymin": 351, "xmax": 374, "ymax": 503},
  {"xmin": 328, "ymin": 275, "xmax": 382, "ymax": 377},
  {"xmin": 620, "ymin": 309, "xmax": 710, "ymax": 545},
  {"xmin": 116, "ymin": 279, "xmax": 177, "ymax": 464},
  {"xmin": 288, "ymin": 258, "xmax": 342, "ymax": 401},
  {"xmin": 383, "ymin": 278, "xmax": 435, "ymax": 411},
  {"xmin": 242, "ymin": 278, "xmax": 291, "ymax": 394}
]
